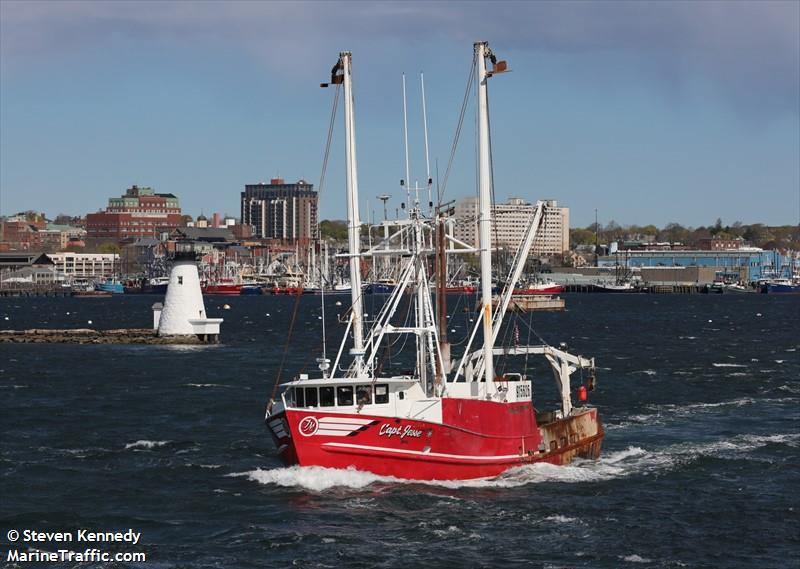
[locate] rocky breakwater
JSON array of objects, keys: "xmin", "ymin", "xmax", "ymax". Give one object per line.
[{"xmin": 0, "ymin": 328, "xmax": 206, "ymax": 345}]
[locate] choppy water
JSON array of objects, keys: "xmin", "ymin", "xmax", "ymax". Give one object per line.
[{"xmin": 1, "ymin": 294, "xmax": 798, "ymax": 568}]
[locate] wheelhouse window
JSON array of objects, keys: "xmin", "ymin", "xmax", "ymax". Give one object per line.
[
  {"xmin": 375, "ymin": 384, "xmax": 389, "ymax": 404},
  {"xmin": 295, "ymin": 386, "xmax": 306, "ymax": 407},
  {"xmin": 320, "ymin": 386, "xmax": 335, "ymax": 407},
  {"xmin": 356, "ymin": 385, "xmax": 372, "ymax": 406},
  {"xmin": 337, "ymin": 385, "xmax": 354, "ymax": 406},
  {"xmin": 305, "ymin": 387, "xmax": 318, "ymax": 407},
  {"xmin": 284, "ymin": 387, "xmax": 296, "ymax": 407}
]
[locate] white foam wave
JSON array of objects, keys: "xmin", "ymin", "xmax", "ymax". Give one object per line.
[
  {"xmin": 670, "ymin": 432, "xmax": 800, "ymax": 458},
  {"xmin": 236, "ymin": 431, "xmax": 800, "ymax": 493},
  {"xmin": 124, "ymin": 440, "xmax": 170, "ymax": 450},
  {"xmin": 622, "ymin": 554, "xmax": 653, "ymax": 563},
  {"xmin": 712, "ymin": 363, "xmax": 747, "ymax": 368},
  {"xmin": 632, "ymin": 370, "xmax": 656, "ymax": 376},
  {"xmin": 184, "ymin": 383, "xmax": 228, "ymax": 388},
  {"xmin": 432, "ymin": 525, "xmax": 461, "ymax": 537},
  {"xmin": 646, "ymin": 397, "xmax": 758, "ymax": 414},
  {"xmin": 234, "ymin": 447, "xmax": 653, "ymax": 491},
  {"xmin": 544, "ymin": 515, "xmax": 579, "ymax": 524},
  {"xmin": 231, "ymin": 466, "xmax": 401, "ymax": 491}
]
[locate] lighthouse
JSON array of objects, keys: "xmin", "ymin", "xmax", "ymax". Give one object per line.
[{"xmin": 155, "ymin": 251, "xmax": 222, "ymax": 342}]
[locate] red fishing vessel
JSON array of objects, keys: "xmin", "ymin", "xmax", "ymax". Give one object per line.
[
  {"xmin": 265, "ymin": 43, "xmax": 603, "ymax": 481},
  {"xmin": 513, "ymin": 281, "xmax": 565, "ymax": 295},
  {"xmin": 201, "ymin": 278, "xmax": 242, "ymax": 295}
]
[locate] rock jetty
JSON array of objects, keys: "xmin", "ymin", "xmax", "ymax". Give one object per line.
[{"xmin": 0, "ymin": 328, "xmax": 207, "ymax": 345}]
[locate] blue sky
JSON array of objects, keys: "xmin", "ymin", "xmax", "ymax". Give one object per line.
[{"xmin": 1, "ymin": 0, "xmax": 798, "ymax": 228}]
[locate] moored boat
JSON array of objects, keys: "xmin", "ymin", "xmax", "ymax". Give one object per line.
[
  {"xmin": 202, "ymin": 280, "xmax": 242, "ymax": 295},
  {"xmin": 513, "ymin": 280, "xmax": 565, "ymax": 295},
  {"xmin": 364, "ymin": 279, "xmax": 397, "ymax": 294},
  {"xmin": 594, "ymin": 280, "xmax": 635, "ymax": 293},
  {"xmin": 240, "ymin": 283, "xmax": 263, "ymax": 295},
  {"xmin": 95, "ymin": 277, "xmax": 124, "ymax": 294},
  {"xmin": 763, "ymin": 278, "xmax": 800, "ymax": 294}
]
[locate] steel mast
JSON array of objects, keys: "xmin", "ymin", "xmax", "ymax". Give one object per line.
[
  {"xmin": 341, "ymin": 51, "xmax": 366, "ymax": 375},
  {"xmin": 476, "ymin": 41, "xmax": 494, "ymax": 385}
]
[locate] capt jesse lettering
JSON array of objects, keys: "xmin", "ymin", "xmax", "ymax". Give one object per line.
[{"xmin": 378, "ymin": 423, "xmax": 423, "ymax": 439}]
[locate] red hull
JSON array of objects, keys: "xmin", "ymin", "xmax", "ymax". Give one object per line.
[
  {"xmin": 513, "ymin": 285, "xmax": 565, "ymax": 295},
  {"xmin": 446, "ymin": 286, "xmax": 476, "ymax": 294},
  {"xmin": 266, "ymin": 401, "xmax": 602, "ymax": 480},
  {"xmin": 202, "ymin": 284, "xmax": 242, "ymax": 295},
  {"xmin": 268, "ymin": 287, "xmax": 304, "ymax": 295}
]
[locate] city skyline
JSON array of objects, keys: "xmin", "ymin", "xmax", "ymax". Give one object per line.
[{"xmin": 1, "ymin": 1, "xmax": 798, "ymax": 228}]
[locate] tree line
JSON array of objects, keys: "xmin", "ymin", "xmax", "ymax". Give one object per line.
[{"xmin": 570, "ymin": 219, "xmax": 800, "ymax": 251}]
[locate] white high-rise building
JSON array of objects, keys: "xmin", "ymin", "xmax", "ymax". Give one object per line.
[{"xmin": 453, "ymin": 197, "xmax": 569, "ymax": 257}]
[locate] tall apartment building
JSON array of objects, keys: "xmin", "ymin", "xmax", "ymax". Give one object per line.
[
  {"xmin": 86, "ymin": 185, "xmax": 182, "ymax": 242},
  {"xmin": 453, "ymin": 197, "xmax": 569, "ymax": 257},
  {"xmin": 240, "ymin": 178, "xmax": 318, "ymax": 242}
]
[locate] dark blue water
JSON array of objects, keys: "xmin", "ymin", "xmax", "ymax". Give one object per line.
[{"xmin": 1, "ymin": 294, "xmax": 798, "ymax": 568}]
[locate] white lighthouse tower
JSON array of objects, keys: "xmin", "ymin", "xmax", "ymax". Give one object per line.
[{"xmin": 154, "ymin": 251, "xmax": 222, "ymax": 342}]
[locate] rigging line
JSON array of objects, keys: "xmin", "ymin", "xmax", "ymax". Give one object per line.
[
  {"xmin": 375, "ymin": 284, "xmax": 416, "ymax": 375},
  {"xmin": 517, "ymin": 306, "xmax": 550, "ymax": 347},
  {"xmin": 316, "ymin": 83, "xmax": 341, "ymax": 367},
  {"xmin": 444, "ymin": 291, "xmax": 470, "ymax": 347},
  {"xmin": 268, "ymin": 84, "xmax": 341, "ymax": 408},
  {"xmin": 486, "ymin": 85, "xmax": 503, "ymax": 288},
  {"xmin": 318, "ymin": 84, "xmax": 340, "ymax": 201},
  {"xmin": 386, "ymin": 291, "xmax": 416, "ymax": 360},
  {"xmin": 266, "ymin": 290, "xmax": 304, "ymax": 412},
  {"xmin": 524, "ymin": 310, "xmax": 533, "ymax": 379},
  {"xmin": 439, "ymin": 51, "xmax": 477, "ymax": 206},
  {"xmin": 497, "ymin": 310, "xmax": 515, "ymax": 375}
]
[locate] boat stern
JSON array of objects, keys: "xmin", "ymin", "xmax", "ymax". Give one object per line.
[{"xmin": 264, "ymin": 405, "xmax": 298, "ymax": 465}]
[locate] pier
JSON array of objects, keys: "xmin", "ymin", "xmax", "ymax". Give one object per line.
[
  {"xmin": 0, "ymin": 284, "xmax": 71, "ymax": 297},
  {"xmin": 562, "ymin": 283, "xmax": 708, "ymax": 294}
]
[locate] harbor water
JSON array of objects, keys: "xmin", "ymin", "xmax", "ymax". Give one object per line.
[{"xmin": 1, "ymin": 294, "xmax": 798, "ymax": 568}]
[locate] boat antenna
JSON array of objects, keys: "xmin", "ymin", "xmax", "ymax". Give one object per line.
[
  {"xmin": 402, "ymin": 73, "xmax": 411, "ymax": 212},
  {"xmin": 421, "ymin": 72, "xmax": 433, "ymax": 216}
]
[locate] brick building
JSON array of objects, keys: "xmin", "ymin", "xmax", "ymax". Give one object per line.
[{"xmin": 86, "ymin": 185, "xmax": 182, "ymax": 242}]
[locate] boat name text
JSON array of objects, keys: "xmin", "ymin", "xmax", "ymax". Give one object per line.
[{"xmin": 378, "ymin": 423, "xmax": 423, "ymax": 439}]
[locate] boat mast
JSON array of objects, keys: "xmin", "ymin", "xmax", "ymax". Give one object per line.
[
  {"xmin": 421, "ymin": 72, "xmax": 433, "ymax": 216},
  {"xmin": 476, "ymin": 41, "xmax": 494, "ymax": 385},
  {"xmin": 341, "ymin": 51, "xmax": 366, "ymax": 375}
]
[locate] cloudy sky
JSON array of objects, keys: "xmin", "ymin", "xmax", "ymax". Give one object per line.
[{"xmin": 1, "ymin": 0, "xmax": 798, "ymax": 227}]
